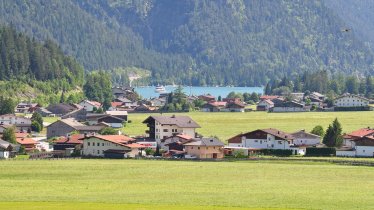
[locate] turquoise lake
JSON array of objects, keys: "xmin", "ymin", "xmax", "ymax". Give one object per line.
[{"xmin": 134, "ymin": 86, "xmax": 263, "ymax": 99}]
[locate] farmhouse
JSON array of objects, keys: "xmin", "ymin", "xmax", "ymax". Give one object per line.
[
  {"xmin": 201, "ymin": 101, "xmax": 227, "ymax": 112},
  {"xmin": 341, "ymin": 128, "xmax": 374, "ymax": 148},
  {"xmin": 228, "ymin": 128, "xmax": 294, "ymax": 150},
  {"xmin": 53, "ymin": 134, "xmax": 84, "ymax": 151},
  {"xmin": 256, "ymin": 99, "xmax": 274, "ymax": 111},
  {"xmin": 225, "ymin": 102, "xmax": 245, "ymax": 112},
  {"xmin": 270, "ymin": 101, "xmax": 308, "ymax": 112},
  {"xmin": 0, "ymin": 114, "xmax": 31, "ymax": 131},
  {"xmin": 61, "ymin": 108, "xmax": 87, "ymax": 121},
  {"xmin": 79, "ymin": 100, "xmax": 102, "ymax": 112},
  {"xmin": 46, "ymin": 118, "xmax": 105, "ymax": 139},
  {"xmin": 0, "ymin": 139, "xmax": 13, "ymax": 159},
  {"xmin": 337, "ymin": 135, "xmax": 374, "ymax": 157},
  {"xmin": 105, "ymin": 111, "xmax": 128, "ymax": 121},
  {"xmin": 183, "ymin": 137, "xmax": 224, "ymax": 159},
  {"xmin": 15, "ymin": 103, "xmax": 40, "ymax": 113},
  {"xmin": 334, "ymin": 94, "xmax": 369, "ymax": 108},
  {"xmin": 143, "ymin": 115, "xmax": 200, "ymax": 144},
  {"xmin": 291, "ymin": 130, "xmax": 321, "ymax": 146},
  {"xmin": 16, "ymin": 138, "xmax": 37, "ymax": 152},
  {"xmin": 162, "ymin": 134, "xmax": 194, "ymax": 151},
  {"xmin": 45, "ymin": 103, "xmax": 79, "ymax": 116},
  {"xmin": 82, "ymin": 135, "xmax": 144, "ymax": 158}
]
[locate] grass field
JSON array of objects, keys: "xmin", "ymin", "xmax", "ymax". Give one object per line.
[
  {"xmin": 0, "ymin": 159, "xmax": 373, "ymax": 210},
  {"xmin": 123, "ymin": 111, "xmax": 374, "ymax": 141}
]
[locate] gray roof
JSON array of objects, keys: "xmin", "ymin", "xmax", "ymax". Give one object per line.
[
  {"xmin": 143, "ymin": 115, "xmax": 200, "ymax": 128},
  {"xmin": 0, "ymin": 139, "xmax": 10, "ymax": 149},
  {"xmin": 291, "ymin": 130, "xmax": 321, "ymax": 139},
  {"xmin": 184, "ymin": 138, "xmax": 224, "ymax": 146},
  {"xmin": 74, "ymin": 126, "xmax": 104, "ymax": 131}
]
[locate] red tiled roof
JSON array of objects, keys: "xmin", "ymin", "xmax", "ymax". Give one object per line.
[
  {"xmin": 209, "ymin": 101, "xmax": 227, "ymax": 107},
  {"xmin": 85, "ymin": 135, "xmax": 135, "ymax": 146},
  {"xmin": 125, "ymin": 143, "xmax": 145, "ymax": 148},
  {"xmin": 176, "ymin": 134, "xmax": 193, "ymax": 140},
  {"xmin": 15, "ymin": 133, "xmax": 29, "ymax": 138},
  {"xmin": 111, "ymin": 102, "xmax": 123, "ymax": 108},
  {"xmin": 260, "ymin": 95, "xmax": 281, "ymax": 100},
  {"xmin": 344, "ymin": 128, "xmax": 374, "ymax": 139},
  {"xmin": 54, "ymin": 134, "xmax": 85, "ymax": 144},
  {"xmin": 16, "ymin": 138, "xmax": 37, "ymax": 145}
]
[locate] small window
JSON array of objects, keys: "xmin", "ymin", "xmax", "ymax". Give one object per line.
[
  {"xmin": 254, "ymin": 140, "xmax": 258, "ymax": 142},
  {"xmin": 102, "ymin": 143, "xmax": 104, "ymax": 146},
  {"xmin": 93, "ymin": 142, "xmax": 95, "ymax": 146},
  {"xmin": 97, "ymin": 150, "xmax": 100, "ymax": 154},
  {"xmin": 198, "ymin": 147, "xmax": 200, "ymax": 150},
  {"xmin": 88, "ymin": 142, "xmax": 90, "ymax": 146},
  {"xmin": 163, "ymin": 129, "xmax": 168, "ymax": 132},
  {"xmin": 278, "ymin": 141, "xmax": 282, "ymax": 144}
]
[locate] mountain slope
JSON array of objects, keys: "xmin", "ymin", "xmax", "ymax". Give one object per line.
[{"xmin": 0, "ymin": 0, "xmax": 373, "ymax": 86}]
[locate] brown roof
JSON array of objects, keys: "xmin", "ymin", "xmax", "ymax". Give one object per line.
[
  {"xmin": 261, "ymin": 128, "xmax": 293, "ymax": 140},
  {"xmin": 54, "ymin": 134, "xmax": 85, "ymax": 144},
  {"xmin": 143, "ymin": 115, "xmax": 200, "ymax": 128}
]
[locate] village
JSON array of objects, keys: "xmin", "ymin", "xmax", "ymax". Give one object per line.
[{"xmin": 0, "ymin": 86, "xmax": 373, "ymax": 160}]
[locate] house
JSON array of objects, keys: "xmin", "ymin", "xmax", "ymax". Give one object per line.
[
  {"xmin": 143, "ymin": 115, "xmax": 200, "ymax": 144},
  {"xmin": 257, "ymin": 99, "xmax": 274, "ymax": 111},
  {"xmin": 337, "ymin": 135, "xmax": 374, "ymax": 157},
  {"xmin": 35, "ymin": 107, "xmax": 53, "ymax": 117},
  {"xmin": 79, "ymin": 100, "xmax": 102, "ymax": 112},
  {"xmin": 105, "ymin": 111, "xmax": 128, "ymax": 121},
  {"xmin": 201, "ymin": 101, "xmax": 227, "ymax": 112},
  {"xmin": 228, "ymin": 128, "xmax": 294, "ymax": 150},
  {"xmin": 225, "ymin": 102, "xmax": 245, "ymax": 112},
  {"xmin": 16, "ymin": 138, "xmax": 37, "ymax": 152},
  {"xmin": 161, "ymin": 134, "xmax": 194, "ymax": 151},
  {"xmin": 82, "ymin": 134, "xmax": 144, "ymax": 158},
  {"xmin": 290, "ymin": 92, "xmax": 305, "ymax": 101},
  {"xmin": 270, "ymin": 100, "xmax": 308, "ymax": 112},
  {"xmin": 310, "ymin": 92, "xmax": 325, "ymax": 101},
  {"xmin": 341, "ymin": 128, "xmax": 374, "ymax": 148},
  {"xmin": 53, "ymin": 134, "xmax": 85, "ymax": 151},
  {"xmin": 46, "ymin": 103, "xmax": 78, "ymax": 116},
  {"xmin": 0, "ymin": 139, "xmax": 13, "ymax": 159},
  {"xmin": 334, "ymin": 94, "xmax": 370, "ymax": 109},
  {"xmin": 183, "ymin": 137, "xmax": 224, "ymax": 159},
  {"xmin": 15, "ymin": 103, "xmax": 40, "ymax": 113},
  {"xmin": 97, "ymin": 115, "xmax": 124, "ymax": 128},
  {"xmin": 134, "ymin": 104, "xmax": 156, "ymax": 112},
  {"xmin": 46, "ymin": 118, "xmax": 105, "ymax": 139},
  {"xmin": 61, "ymin": 108, "xmax": 88, "ymax": 121},
  {"xmin": 198, "ymin": 95, "xmax": 216, "ymax": 102},
  {"xmin": 291, "ymin": 130, "xmax": 321, "ymax": 146},
  {"xmin": 150, "ymin": 98, "xmax": 166, "ymax": 107},
  {"xmin": 0, "ymin": 114, "xmax": 32, "ymax": 132}
]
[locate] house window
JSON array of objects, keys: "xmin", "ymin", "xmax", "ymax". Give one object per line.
[
  {"xmin": 97, "ymin": 150, "xmax": 100, "ymax": 154},
  {"xmin": 163, "ymin": 129, "xmax": 168, "ymax": 132},
  {"xmin": 102, "ymin": 143, "xmax": 104, "ymax": 146},
  {"xmin": 254, "ymin": 140, "xmax": 258, "ymax": 142},
  {"xmin": 198, "ymin": 147, "xmax": 200, "ymax": 150},
  {"xmin": 93, "ymin": 142, "xmax": 95, "ymax": 146},
  {"xmin": 88, "ymin": 142, "xmax": 90, "ymax": 146},
  {"xmin": 278, "ymin": 141, "xmax": 282, "ymax": 144},
  {"xmin": 97, "ymin": 143, "xmax": 100, "ymax": 147}
]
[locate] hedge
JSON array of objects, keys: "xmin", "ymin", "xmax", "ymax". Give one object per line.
[
  {"xmin": 334, "ymin": 106, "xmax": 372, "ymax": 111},
  {"xmin": 305, "ymin": 147, "xmax": 336, "ymax": 156},
  {"xmin": 261, "ymin": 149, "xmax": 293, "ymax": 157}
]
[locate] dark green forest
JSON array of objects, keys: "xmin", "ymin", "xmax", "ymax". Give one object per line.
[
  {"xmin": 0, "ymin": 25, "xmax": 84, "ymax": 104},
  {"xmin": 1, "ymin": 0, "xmax": 373, "ymax": 86}
]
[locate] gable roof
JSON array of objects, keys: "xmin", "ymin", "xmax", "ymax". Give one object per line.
[
  {"xmin": 54, "ymin": 134, "xmax": 85, "ymax": 144},
  {"xmin": 334, "ymin": 94, "xmax": 369, "ymax": 101},
  {"xmin": 0, "ymin": 139, "xmax": 11, "ymax": 150},
  {"xmin": 143, "ymin": 115, "xmax": 200, "ymax": 128},
  {"xmin": 105, "ymin": 111, "xmax": 128, "ymax": 116},
  {"xmin": 291, "ymin": 130, "xmax": 321, "ymax": 139},
  {"xmin": 16, "ymin": 138, "xmax": 37, "ymax": 145},
  {"xmin": 184, "ymin": 137, "xmax": 224, "ymax": 146},
  {"xmin": 261, "ymin": 128, "xmax": 294, "ymax": 140},
  {"xmin": 46, "ymin": 103, "xmax": 78, "ymax": 115},
  {"xmin": 260, "ymin": 95, "xmax": 281, "ymax": 100},
  {"xmin": 343, "ymin": 128, "xmax": 374, "ymax": 139},
  {"xmin": 81, "ymin": 100, "xmax": 102, "ymax": 107},
  {"xmin": 83, "ymin": 135, "xmax": 137, "ymax": 148}
]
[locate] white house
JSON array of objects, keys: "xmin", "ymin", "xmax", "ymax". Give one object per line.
[
  {"xmin": 291, "ymin": 130, "xmax": 321, "ymax": 146},
  {"xmin": 82, "ymin": 135, "xmax": 144, "ymax": 158},
  {"xmin": 257, "ymin": 99, "xmax": 274, "ymax": 111},
  {"xmin": 0, "ymin": 139, "xmax": 12, "ymax": 159},
  {"xmin": 79, "ymin": 100, "xmax": 102, "ymax": 112},
  {"xmin": 0, "ymin": 114, "xmax": 32, "ymax": 131},
  {"xmin": 228, "ymin": 128, "xmax": 293, "ymax": 150},
  {"xmin": 337, "ymin": 135, "xmax": 374, "ymax": 157},
  {"xmin": 334, "ymin": 94, "xmax": 369, "ymax": 107},
  {"xmin": 341, "ymin": 128, "xmax": 374, "ymax": 148},
  {"xmin": 143, "ymin": 115, "xmax": 200, "ymax": 144}
]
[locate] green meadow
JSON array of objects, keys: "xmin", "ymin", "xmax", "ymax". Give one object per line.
[
  {"xmin": 0, "ymin": 159, "xmax": 373, "ymax": 210},
  {"xmin": 124, "ymin": 111, "xmax": 374, "ymax": 141}
]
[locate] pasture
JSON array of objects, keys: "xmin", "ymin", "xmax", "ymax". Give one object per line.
[
  {"xmin": 0, "ymin": 159, "xmax": 373, "ymax": 209},
  {"xmin": 124, "ymin": 111, "xmax": 374, "ymax": 141}
]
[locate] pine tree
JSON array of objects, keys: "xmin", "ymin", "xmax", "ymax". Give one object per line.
[{"xmin": 3, "ymin": 127, "xmax": 17, "ymax": 144}]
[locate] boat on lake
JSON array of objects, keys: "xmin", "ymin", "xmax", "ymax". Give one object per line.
[{"xmin": 155, "ymin": 85, "xmax": 166, "ymax": 93}]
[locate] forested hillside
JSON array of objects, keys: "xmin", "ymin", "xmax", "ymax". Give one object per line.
[
  {"xmin": 324, "ymin": 0, "xmax": 374, "ymax": 50},
  {"xmin": 0, "ymin": 0, "xmax": 373, "ymax": 86},
  {"xmin": 0, "ymin": 25, "xmax": 84, "ymax": 104}
]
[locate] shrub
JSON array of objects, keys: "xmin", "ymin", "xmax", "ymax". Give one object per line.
[
  {"xmin": 233, "ymin": 149, "xmax": 247, "ymax": 158},
  {"xmin": 305, "ymin": 147, "xmax": 336, "ymax": 156}
]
